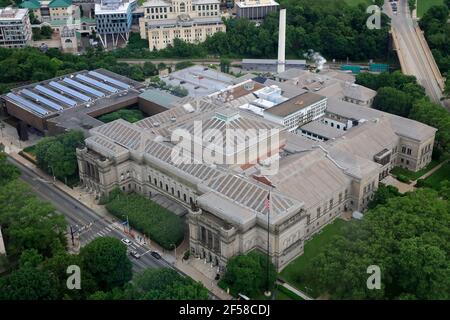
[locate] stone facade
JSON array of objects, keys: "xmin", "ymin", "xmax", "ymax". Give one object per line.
[
  {"xmin": 76, "ymin": 93, "xmax": 437, "ymax": 272},
  {"xmin": 139, "ymin": 0, "xmax": 225, "ymax": 51}
]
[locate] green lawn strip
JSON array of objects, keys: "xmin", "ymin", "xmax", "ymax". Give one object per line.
[
  {"xmin": 98, "ymin": 108, "xmax": 145, "ymax": 124},
  {"xmin": 417, "ymin": 0, "xmax": 444, "ymax": 17},
  {"xmin": 279, "ymin": 218, "xmax": 346, "ymax": 298},
  {"xmin": 105, "ymin": 192, "xmax": 185, "ymax": 250},
  {"xmin": 423, "ymin": 162, "xmax": 450, "ymax": 190},
  {"xmin": 390, "ymin": 156, "xmax": 448, "ymax": 181}
]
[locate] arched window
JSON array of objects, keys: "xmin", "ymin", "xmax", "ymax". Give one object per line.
[{"xmin": 180, "ymin": 2, "xmax": 186, "ymax": 12}]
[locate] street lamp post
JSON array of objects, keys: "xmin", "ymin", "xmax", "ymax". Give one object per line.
[{"xmin": 171, "ymin": 243, "xmax": 177, "ymax": 260}]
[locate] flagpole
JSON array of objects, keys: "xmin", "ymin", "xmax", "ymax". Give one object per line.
[{"xmin": 264, "ymin": 190, "xmax": 271, "ymax": 297}]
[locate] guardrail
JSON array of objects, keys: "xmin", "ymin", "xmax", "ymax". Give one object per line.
[{"xmin": 414, "ymin": 26, "xmax": 446, "ymax": 91}]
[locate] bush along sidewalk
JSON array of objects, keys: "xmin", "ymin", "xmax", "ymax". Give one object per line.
[{"xmin": 103, "ymin": 188, "xmax": 185, "ymax": 250}]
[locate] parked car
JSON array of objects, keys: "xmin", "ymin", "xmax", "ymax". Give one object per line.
[{"xmin": 151, "ymin": 251, "xmax": 162, "ymax": 260}]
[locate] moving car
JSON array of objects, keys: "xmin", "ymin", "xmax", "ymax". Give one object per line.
[
  {"xmin": 151, "ymin": 251, "xmax": 162, "ymax": 259},
  {"xmin": 129, "ymin": 250, "xmax": 141, "ymax": 259},
  {"xmin": 121, "ymin": 238, "xmax": 132, "ymax": 246}
]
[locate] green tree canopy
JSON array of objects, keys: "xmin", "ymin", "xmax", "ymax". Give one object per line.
[
  {"xmin": 0, "ymin": 152, "xmax": 20, "ymax": 185},
  {"xmin": 34, "ymin": 130, "xmax": 84, "ymax": 183},
  {"xmin": 80, "ymin": 237, "xmax": 132, "ymax": 291},
  {"xmin": 307, "ymin": 188, "xmax": 450, "ymax": 300},
  {"xmin": 221, "ymin": 251, "xmax": 276, "ymax": 298}
]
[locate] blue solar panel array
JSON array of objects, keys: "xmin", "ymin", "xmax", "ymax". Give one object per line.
[
  {"xmin": 21, "ymin": 89, "xmax": 63, "ymax": 111},
  {"xmin": 6, "ymin": 93, "xmax": 50, "ymax": 116},
  {"xmin": 76, "ymin": 74, "xmax": 118, "ymax": 93},
  {"xmin": 63, "ymin": 78, "xmax": 105, "ymax": 97},
  {"xmin": 88, "ymin": 71, "xmax": 130, "ymax": 90},
  {"xmin": 49, "ymin": 81, "xmax": 91, "ymax": 102},
  {"xmin": 35, "ymin": 85, "xmax": 77, "ymax": 107}
]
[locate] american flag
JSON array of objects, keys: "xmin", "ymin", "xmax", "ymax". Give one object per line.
[{"xmin": 264, "ymin": 191, "xmax": 271, "ymax": 210}]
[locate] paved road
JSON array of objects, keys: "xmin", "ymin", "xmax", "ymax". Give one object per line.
[
  {"xmin": 7, "ymin": 156, "xmax": 168, "ymax": 272},
  {"xmin": 386, "ymin": 0, "xmax": 443, "ymax": 104},
  {"xmin": 7, "ymin": 156, "xmax": 221, "ymax": 299}
]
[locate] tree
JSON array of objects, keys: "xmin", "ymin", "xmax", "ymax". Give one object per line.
[
  {"xmin": 220, "ymin": 58, "xmax": 231, "ymax": 73},
  {"xmin": 0, "ymin": 152, "xmax": 20, "ymax": 185},
  {"xmin": 0, "ymin": 179, "xmax": 67, "ymax": 259},
  {"xmin": 368, "ymin": 185, "xmax": 402, "ymax": 209},
  {"xmin": 34, "ymin": 130, "xmax": 84, "ymax": 183},
  {"xmin": 438, "ymin": 180, "xmax": 450, "ymax": 200},
  {"xmin": 105, "ymin": 191, "xmax": 185, "ymax": 250},
  {"xmin": 0, "ymin": 265, "xmax": 59, "ymax": 300},
  {"xmin": 221, "ymin": 251, "xmax": 276, "ymax": 298},
  {"xmin": 373, "ymin": 87, "xmax": 412, "ymax": 117},
  {"xmin": 129, "ymin": 268, "xmax": 209, "ymax": 300},
  {"xmin": 80, "ymin": 237, "xmax": 132, "ymax": 291},
  {"xmin": 142, "ymin": 61, "xmax": 157, "ymax": 77},
  {"xmin": 410, "ymin": 100, "xmax": 450, "ymax": 157},
  {"xmin": 43, "ymin": 251, "xmax": 98, "ymax": 299},
  {"xmin": 307, "ymin": 188, "xmax": 450, "ymax": 299}
]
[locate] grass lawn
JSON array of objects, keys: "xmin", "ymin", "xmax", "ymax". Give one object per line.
[
  {"xmin": 417, "ymin": 0, "xmax": 444, "ymax": 17},
  {"xmin": 423, "ymin": 162, "xmax": 450, "ymax": 189},
  {"xmin": 344, "ymin": 0, "xmax": 371, "ymax": 5},
  {"xmin": 279, "ymin": 218, "xmax": 347, "ymax": 298},
  {"xmin": 390, "ymin": 157, "xmax": 447, "ymax": 181},
  {"xmin": 98, "ymin": 108, "xmax": 145, "ymax": 124}
]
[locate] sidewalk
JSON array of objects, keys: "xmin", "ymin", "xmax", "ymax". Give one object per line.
[
  {"xmin": 277, "ymin": 281, "xmax": 313, "ymax": 301},
  {"xmin": 6, "ymin": 147, "xmax": 233, "ymax": 300}
]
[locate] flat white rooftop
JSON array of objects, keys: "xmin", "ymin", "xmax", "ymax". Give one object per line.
[
  {"xmin": 0, "ymin": 8, "xmax": 28, "ymax": 20},
  {"xmin": 235, "ymin": 0, "xmax": 279, "ymax": 8}
]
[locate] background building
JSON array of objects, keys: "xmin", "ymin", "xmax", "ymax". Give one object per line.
[
  {"xmin": 0, "ymin": 7, "xmax": 32, "ymax": 48},
  {"xmin": 139, "ymin": 0, "xmax": 225, "ymax": 51},
  {"xmin": 95, "ymin": 0, "xmax": 136, "ymax": 48},
  {"xmin": 160, "ymin": 65, "xmax": 235, "ymax": 97},
  {"xmin": 263, "ymin": 92, "xmax": 327, "ymax": 131},
  {"xmin": 75, "ymin": 84, "xmax": 436, "ymax": 272},
  {"xmin": 21, "ymin": 0, "xmax": 78, "ymax": 23},
  {"xmin": 235, "ymin": 0, "xmax": 278, "ymax": 21},
  {"xmin": 1, "ymin": 69, "xmax": 145, "ymax": 136}
]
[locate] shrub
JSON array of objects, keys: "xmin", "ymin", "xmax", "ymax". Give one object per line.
[
  {"xmin": 415, "ymin": 179, "xmax": 431, "ymax": 188},
  {"xmin": 396, "ymin": 174, "xmax": 411, "ymax": 183},
  {"xmin": 105, "ymin": 191, "xmax": 185, "ymax": 250}
]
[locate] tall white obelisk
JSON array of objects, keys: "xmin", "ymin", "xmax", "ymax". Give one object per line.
[{"xmin": 277, "ymin": 8, "xmax": 286, "ymax": 74}]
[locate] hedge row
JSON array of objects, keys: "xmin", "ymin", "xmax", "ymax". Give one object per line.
[{"xmin": 105, "ymin": 192, "xmax": 185, "ymax": 250}]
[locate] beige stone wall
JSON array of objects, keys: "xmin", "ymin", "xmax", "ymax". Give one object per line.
[
  {"xmin": 396, "ymin": 135, "xmax": 434, "ymax": 171},
  {"xmin": 145, "ymin": 24, "xmax": 225, "ymax": 51}
]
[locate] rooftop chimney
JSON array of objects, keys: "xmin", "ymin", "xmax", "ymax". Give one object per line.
[{"xmin": 277, "ymin": 8, "xmax": 287, "ymax": 74}]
